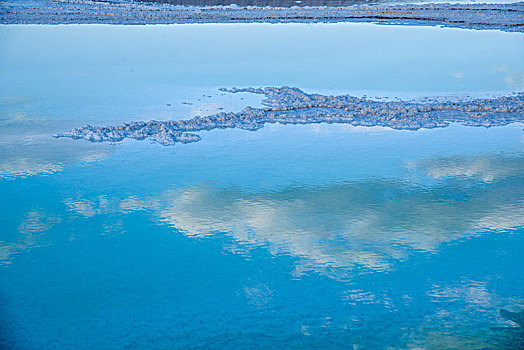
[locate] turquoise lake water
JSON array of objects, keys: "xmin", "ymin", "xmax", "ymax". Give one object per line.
[{"xmin": 0, "ymin": 24, "xmax": 523, "ymax": 348}]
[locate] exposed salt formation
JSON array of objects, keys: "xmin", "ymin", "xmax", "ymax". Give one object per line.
[
  {"xmin": 54, "ymin": 87, "xmax": 524, "ymax": 146},
  {"xmin": 1, "ymin": 0, "xmax": 523, "ymax": 32}
]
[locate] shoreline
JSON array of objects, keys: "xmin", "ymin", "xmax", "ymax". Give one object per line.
[{"xmin": 1, "ymin": 0, "xmax": 523, "ymax": 32}]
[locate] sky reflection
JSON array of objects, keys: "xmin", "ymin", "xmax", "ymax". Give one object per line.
[
  {"xmin": 50, "ymin": 153, "xmax": 524, "ymax": 280},
  {"xmin": 0, "ymin": 22, "xmax": 523, "ymax": 349},
  {"xmin": 0, "ymin": 130, "xmax": 522, "ymax": 348}
]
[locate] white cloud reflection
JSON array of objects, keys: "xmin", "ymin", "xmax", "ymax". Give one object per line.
[
  {"xmin": 58, "ymin": 153, "xmax": 524, "ymax": 280},
  {"xmin": 410, "ymin": 155, "xmax": 524, "ymax": 182},
  {"xmin": 0, "ymin": 209, "xmax": 61, "ymax": 264},
  {"xmin": 151, "ymin": 184, "xmax": 522, "ymax": 279},
  {"xmin": 0, "ymin": 158, "xmax": 64, "ymax": 180},
  {"xmin": 0, "ymin": 115, "xmax": 112, "ymax": 180}
]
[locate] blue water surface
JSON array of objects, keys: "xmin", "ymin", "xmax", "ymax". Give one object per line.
[{"xmin": 0, "ymin": 23, "xmax": 523, "ymax": 349}]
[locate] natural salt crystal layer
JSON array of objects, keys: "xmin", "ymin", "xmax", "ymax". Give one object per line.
[{"xmin": 54, "ymin": 86, "xmax": 524, "ymax": 146}]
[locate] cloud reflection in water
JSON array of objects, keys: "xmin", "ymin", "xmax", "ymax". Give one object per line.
[
  {"xmin": 0, "ymin": 209, "xmax": 61, "ymax": 264},
  {"xmin": 60, "ymin": 153, "xmax": 524, "ymax": 280},
  {"xmin": 153, "ymin": 181, "xmax": 523, "ymax": 279},
  {"xmin": 0, "ymin": 113, "xmax": 112, "ymax": 180}
]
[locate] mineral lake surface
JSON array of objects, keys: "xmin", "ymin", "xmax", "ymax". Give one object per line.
[{"xmin": 1, "ymin": 19, "xmax": 523, "ymax": 349}]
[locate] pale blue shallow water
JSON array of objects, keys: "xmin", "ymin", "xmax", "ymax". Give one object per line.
[{"xmin": 0, "ymin": 24, "xmax": 523, "ymax": 349}]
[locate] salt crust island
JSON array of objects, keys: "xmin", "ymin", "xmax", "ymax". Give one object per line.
[
  {"xmin": 1, "ymin": 0, "xmax": 523, "ymax": 32},
  {"xmin": 54, "ymin": 87, "xmax": 524, "ymax": 146}
]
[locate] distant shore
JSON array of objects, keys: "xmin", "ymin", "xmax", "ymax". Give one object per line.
[{"xmin": 1, "ymin": 0, "xmax": 523, "ymax": 32}]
